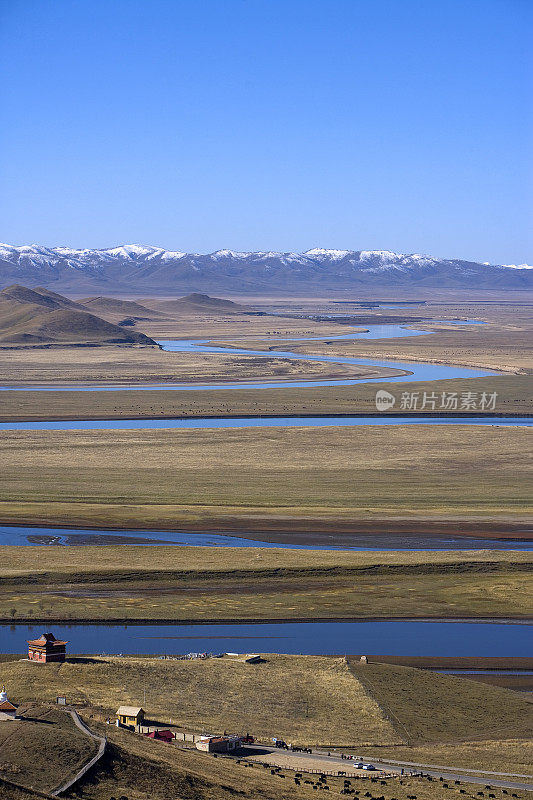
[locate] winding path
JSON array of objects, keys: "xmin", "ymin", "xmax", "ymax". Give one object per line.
[{"xmin": 50, "ymin": 710, "xmax": 106, "ymax": 796}]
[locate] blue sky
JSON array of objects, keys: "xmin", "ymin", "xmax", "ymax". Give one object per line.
[{"xmin": 0, "ymin": 0, "xmax": 531, "ymax": 263}]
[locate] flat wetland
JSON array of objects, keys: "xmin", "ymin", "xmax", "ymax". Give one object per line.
[
  {"xmin": 0, "ymin": 425, "xmax": 530, "ymax": 534},
  {"xmin": 0, "ymin": 545, "xmax": 530, "ymax": 623}
]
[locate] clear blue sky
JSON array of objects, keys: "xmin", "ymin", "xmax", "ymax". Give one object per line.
[{"xmin": 1, "ymin": 0, "xmax": 531, "ymax": 264}]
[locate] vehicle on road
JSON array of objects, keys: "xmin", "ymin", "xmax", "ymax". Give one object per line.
[{"xmin": 362, "ymin": 764, "xmax": 376, "ymax": 771}]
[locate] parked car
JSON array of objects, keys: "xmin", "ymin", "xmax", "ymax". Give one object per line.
[{"xmin": 362, "ymin": 764, "xmax": 376, "ymax": 771}]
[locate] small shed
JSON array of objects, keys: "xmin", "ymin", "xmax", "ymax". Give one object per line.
[
  {"xmin": 117, "ymin": 706, "xmax": 145, "ymax": 729},
  {"xmin": 196, "ymin": 735, "xmax": 241, "ymax": 753},
  {"xmin": 145, "ymin": 729, "xmax": 174, "ymax": 743}
]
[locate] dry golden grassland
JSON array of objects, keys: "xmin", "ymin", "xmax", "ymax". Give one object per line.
[
  {"xmin": 69, "ymin": 724, "xmax": 531, "ymax": 800},
  {"xmin": 1, "ymin": 546, "xmax": 531, "ymax": 623},
  {"xmin": 0, "ymin": 425, "xmax": 530, "ymax": 532},
  {"xmin": 1, "ymin": 656, "xmax": 531, "ymax": 800},
  {"xmin": 3, "ymin": 655, "xmax": 531, "ymax": 748},
  {"xmin": 0, "ymin": 343, "xmax": 374, "ymax": 387},
  {"xmin": 355, "ymin": 739, "xmax": 533, "ymax": 778},
  {"xmin": 267, "ymin": 305, "xmax": 533, "ymax": 373},
  {"xmin": 1, "ymin": 655, "xmax": 398, "ymax": 747},
  {"xmin": 347, "ymin": 661, "xmax": 533, "ymax": 744},
  {"xmin": 101, "ymin": 307, "xmax": 363, "ymax": 340},
  {"xmin": 0, "ymin": 374, "xmax": 530, "ymax": 421},
  {"xmin": 0, "ymin": 704, "xmax": 97, "ymax": 793}
]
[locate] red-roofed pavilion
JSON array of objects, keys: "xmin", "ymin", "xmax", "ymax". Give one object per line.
[{"xmin": 27, "ymin": 632, "xmax": 68, "ymax": 663}]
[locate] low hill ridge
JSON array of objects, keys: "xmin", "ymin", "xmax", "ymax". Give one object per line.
[
  {"xmin": 0, "ymin": 285, "xmax": 157, "ymax": 347},
  {"xmin": 144, "ymin": 292, "xmax": 249, "ymax": 315}
]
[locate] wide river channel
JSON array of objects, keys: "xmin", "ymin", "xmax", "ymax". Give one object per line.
[{"xmin": 1, "ymin": 620, "xmax": 531, "ymax": 657}]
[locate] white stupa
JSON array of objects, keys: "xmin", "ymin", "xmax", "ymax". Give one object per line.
[{"xmin": 0, "ymin": 685, "xmax": 18, "ymax": 719}]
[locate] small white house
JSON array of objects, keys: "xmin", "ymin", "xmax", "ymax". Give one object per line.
[{"xmin": 196, "ymin": 735, "xmax": 241, "ymax": 753}]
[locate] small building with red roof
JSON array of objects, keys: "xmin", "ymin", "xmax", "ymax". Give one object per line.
[
  {"xmin": 144, "ymin": 729, "xmax": 175, "ymax": 743},
  {"xmin": 27, "ymin": 632, "xmax": 68, "ymax": 663}
]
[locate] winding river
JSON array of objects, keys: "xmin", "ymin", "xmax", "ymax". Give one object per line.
[
  {"xmin": 0, "ymin": 321, "xmax": 529, "ymax": 657},
  {"xmin": 0, "ymin": 322, "xmax": 497, "ymax": 392}
]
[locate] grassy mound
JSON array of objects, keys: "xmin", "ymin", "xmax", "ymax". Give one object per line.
[
  {"xmin": 0, "ymin": 284, "xmax": 157, "ymax": 346},
  {"xmin": 348, "ymin": 660, "xmax": 533, "ymax": 744},
  {"xmin": 1, "ymin": 655, "xmax": 398, "ymax": 747}
]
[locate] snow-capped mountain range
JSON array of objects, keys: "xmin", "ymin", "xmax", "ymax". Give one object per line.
[{"xmin": 0, "ymin": 243, "xmax": 531, "ymax": 294}]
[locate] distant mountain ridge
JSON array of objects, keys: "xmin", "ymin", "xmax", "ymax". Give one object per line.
[{"xmin": 1, "ymin": 242, "xmax": 532, "ymax": 294}]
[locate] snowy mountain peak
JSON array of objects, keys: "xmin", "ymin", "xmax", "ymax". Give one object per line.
[
  {"xmin": 210, "ymin": 249, "xmax": 251, "ymax": 259},
  {"xmin": 0, "ymin": 242, "xmax": 531, "ymax": 292},
  {"xmin": 304, "ymin": 248, "xmax": 352, "ymax": 260}
]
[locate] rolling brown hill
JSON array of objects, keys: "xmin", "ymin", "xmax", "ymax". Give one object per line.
[
  {"xmin": 143, "ymin": 292, "xmax": 249, "ymax": 315},
  {"xmin": 78, "ymin": 295, "xmax": 165, "ymax": 322},
  {"xmin": 0, "ymin": 285, "xmax": 157, "ymax": 346}
]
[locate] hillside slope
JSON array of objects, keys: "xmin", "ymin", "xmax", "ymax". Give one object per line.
[
  {"xmin": 0, "ymin": 285, "xmax": 157, "ymax": 346},
  {"xmin": 348, "ymin": 660, "xmax": 533, "ymax": 743},
  {"xmin": 78, "ymin": 295, "xmax": 164, "ymax": 322}
]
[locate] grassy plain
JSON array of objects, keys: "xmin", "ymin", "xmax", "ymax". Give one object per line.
[
  {"xmin": 0, "ymin": 343, "xmax": 374, "ymax": 387},
  {"xmin": 0, "ymin": 374, "xmax": 531, "ymax": 421},
  {"xmin": 262, "ymin": 302, "xmax": 533, "ymax": 373},
  {"xmin": 0, "ymin": 546, "xmax": 531, "ymax": 622},
  {"xmin": 0, "ymin": 425, "xmax": 530, "ymax": 533}
]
